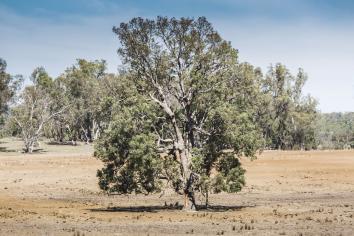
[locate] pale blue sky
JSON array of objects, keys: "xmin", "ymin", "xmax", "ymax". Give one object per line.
[{"xmin": 1, "ymin": 0, "xmax": 354, "ymax": 112}]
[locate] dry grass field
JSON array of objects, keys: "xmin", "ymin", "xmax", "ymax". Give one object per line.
[{"xmin": 0, "ymin": 137, "xmax": 354, "ymax": 235}]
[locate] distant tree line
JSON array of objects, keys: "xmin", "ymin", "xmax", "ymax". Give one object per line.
[
  {"xmin": 0, "ymin": 59, "xmax": 321, "ymax": 152},
  {"xmin": 2, "ymin": 58, "xmax": 348, "ymax": 151},
  {"xmin": 1, "ymin": 47, "xmax": 350, "ymax": 155}
]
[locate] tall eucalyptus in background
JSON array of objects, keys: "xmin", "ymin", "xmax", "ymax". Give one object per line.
[
  {"xmin": 0, "ymin": 58, "xmax": 22, "ymax": 132},
  {"xmin": 259, "ymin": 63, "xmax": 317, "ymax": 150}
]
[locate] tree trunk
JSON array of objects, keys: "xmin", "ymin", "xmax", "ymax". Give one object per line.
[
  {"xmin": 151, "ymin": 95, "xmax": 198, "ymax": 210},
  {"xmin": 81, "ymin": 126, "xmax": 90, "ymax": 144},
  {"xmin": 59, "ymin": 126, "xmax": 64, "ymax": 143},
  {"xmin": 169, "ymin": 116, "xmax": 198, "ymax": 211},
  {"xmin": 183, "ymin": 192, "xmax": 197, "ymax": 211},
  {"xmin": 28, "ymin": 145, "xmax": 34, "ymax": 153},
  {"xmin": 24, "ymin": 139, "xmax": 35, "ymax": 153},
  {"xmin": 183, "ymin": 172, "xmax": 199, "ymax": 211},
  {"xmin": 71, "ymin": 139, "xmax": 77, "ymax": 146},
  {"xmin": 92, "ymin": 119, "xmax": 101, "ymax": 140}
]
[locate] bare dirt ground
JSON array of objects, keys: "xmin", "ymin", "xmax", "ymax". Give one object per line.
[{"xmin": 0, "ymin": 137, "xmax": 354, "ymax": 235}]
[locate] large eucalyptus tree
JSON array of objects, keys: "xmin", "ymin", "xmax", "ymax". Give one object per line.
[{"xmin": 95, "ymin": 17, "xmax": 262, "ymax": 210}]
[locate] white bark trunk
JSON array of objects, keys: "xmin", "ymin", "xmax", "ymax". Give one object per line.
[{"xmin": 149, "ymin": 89, "xmax": 197, "ymax": 210}]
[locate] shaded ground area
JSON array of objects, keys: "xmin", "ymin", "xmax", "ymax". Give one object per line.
[{"xmin": 0, "ymin": 138, "xmax": 354, "ymax": 235}]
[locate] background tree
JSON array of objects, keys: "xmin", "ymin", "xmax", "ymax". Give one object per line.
[
  {"xmin": 0, "ymin": 58, "xmax": 22, "ymax": 131},
  {"xmin": 259, "ymin": 64, "xmax": 317, "ymax": 150},
  {"xmin": 11, "ymin": 67, "xmax": 67, "ymax": 153},
  {"xmin": 95, "ymin": 17, "xmax": 263, "ymax": 210},
  {"xmin": 53, "ymin": 59, "xmax": 106, "ymax": 144}
]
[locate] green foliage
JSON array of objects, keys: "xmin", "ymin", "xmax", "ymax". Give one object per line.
[
  {"xmin": 259, "ymin": 64, "xmax": 317, "ymax": 150},
  {"xmin": 49, "ymin": 59, "xmax": 107, "ymax": 143},
  {"xmin": 95, "ymin": 85, "xmax": 164, "ymax": 194},
  {"xmin": 191, "ymin": 151, "xmax": 246, "ymax": 194},
  {"xmin": 0, "ymin": 58, "xmax": 22, "ymax": 127},
  {"xmin": 31, "ymin": 67, "xmax": 53, "ymax": 90},
  {"xmin": 316, "ymin": 112, "xmax": 354, "ymax": 149},
  {"xmin": 214, "ymin": 153, "xmax": 246, "ymax": 193},
  {"xmin": 0, "ymin": 58, "xmax": 12, "ymax": 116}
]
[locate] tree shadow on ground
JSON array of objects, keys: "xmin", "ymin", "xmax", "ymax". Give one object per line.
[
  {"xmin": 46, "ymin": 141, "xmax": 80, "ymax": 146},
  {"xmin": 31, "ymin": 148, "xmax": 47, "ymax": 153},
  {"xmin": 89, "ymin": 204, "xmax": 254, "ymax": 213},
  {"xmin": 17, "ymin": 148, "xmax": 47, "ymax": 154},
  {"xmin": 0, "ymin": 140, "xmax": 15, "ymax": 152},
  {"xmin": 0, "ymin": 146, "xmax": 16, "ymax": 153}
]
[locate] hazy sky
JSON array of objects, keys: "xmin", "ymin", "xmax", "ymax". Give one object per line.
[{"xmin": 1, "ymin": 0, "xmax": 354, "ymax": 112}]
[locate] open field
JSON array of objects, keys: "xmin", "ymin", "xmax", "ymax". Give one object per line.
[{"xmin": 0, "ymin": 138, "xmax": 354, "ymax": 235}]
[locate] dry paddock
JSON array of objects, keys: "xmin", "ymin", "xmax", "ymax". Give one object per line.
[{"xmin": 0, "ymin": 138, "xmax": 354, "ymax": 235}]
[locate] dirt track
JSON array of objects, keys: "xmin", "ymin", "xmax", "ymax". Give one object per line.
[{"xmin": 0, "ymin": 139, "xmax": 354, "ymax": 235}]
